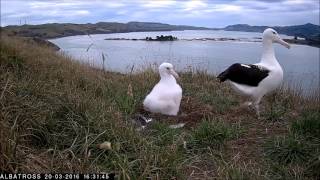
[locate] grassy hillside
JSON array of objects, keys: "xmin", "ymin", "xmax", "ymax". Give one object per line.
[
  {"xmin": 2, "ymin": 22, "xmax": 210, "ymax": 39},
  {"xmin": 224, "ymin": 23, "xmax": 320, "ymax": 39},
  {"xmin": 224, "ymin": 23, "xmax": 320, "ymax": 47},
  {"xmin": 0, "ymin": 35, "xmax": 319, "ymax": 179}
]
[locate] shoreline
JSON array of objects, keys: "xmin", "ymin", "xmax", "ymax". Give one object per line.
[
  {"xmin": 2, "ymin": 22, "xmax": 319, "ymax": 48},
  {"xmin": 103, "ymin": 37, "xmax": 320, "ymax": 48},
  {"xmin": 3, "ymin": 27, "xmax": 319, "ymax": 48}
]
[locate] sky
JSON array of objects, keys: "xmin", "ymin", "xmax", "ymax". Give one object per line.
[{"xmin": 1, "ymin": 0, "xmax": 319, "ymax": 28}]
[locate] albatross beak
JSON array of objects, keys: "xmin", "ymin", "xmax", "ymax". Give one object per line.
[
  {"xmin": 170, "ymin": 69, "xmax": 179, "ymax": 79},
  {"xmin": 276, "ymin": 38, "xmax": 291, "ymax": 49}
]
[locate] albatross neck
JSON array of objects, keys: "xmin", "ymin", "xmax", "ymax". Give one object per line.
[
  {"xmin": 260, "ymin": 39, "xmax": 278, "ymax": 66},
  {"xmin": 160, "ymin": 73, "xmax": 177, "ymax": 84}
]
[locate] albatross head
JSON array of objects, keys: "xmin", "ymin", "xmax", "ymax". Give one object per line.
[
  {"xmin": 263, "ymin": 28, "xmax": 291, "ymax": 49},
  {"xmin": 159, "ymin": 62, "xmax": 179, "ymax": 80}
]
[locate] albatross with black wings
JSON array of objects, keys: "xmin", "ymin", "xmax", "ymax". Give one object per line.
[
  {"xmin": 217, "ymin": 63, "xmax": 270, "ymax": 87},
  {"xmin": 216, "ymin": 28, "xmax": 291, "ymax": 116}
]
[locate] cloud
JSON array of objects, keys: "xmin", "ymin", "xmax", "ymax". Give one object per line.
[
  {"xmin": 0, "ymin": 0, "xmax": 319, "ymax": 27},
  {"xmin": 214, "ymin": 4, "xmax": 242, "ymax": 12},
  {"xmin": 140, "ymin": 0, "xmax": 177, "ymax": 8},
  {"xmin": 182, "ymin": 0, "xmax": 207, "ymax": 11}
]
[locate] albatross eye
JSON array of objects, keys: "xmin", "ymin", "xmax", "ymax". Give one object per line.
[
  {"xmin": 166, "ymin": 67, "xmax": 170, "ymax": 70},
  {"xmin": 272, "ymin": 31, "xmax": 276, "ymax": 34}
]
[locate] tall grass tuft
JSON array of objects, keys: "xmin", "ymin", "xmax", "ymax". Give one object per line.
[
  {"xmin": 291, "ymin": 110, "xmax": 320, "ymax": 139},
  {"xmin": 86, "ymin": 33, "xmax": 107, "ymax": 71},
  {"xmin": 264, "ymin": 135, "xmax": 311, "ymax": 164},
  {"xmin": 305, "ymin": 155, "xmax": 320, "ymax": 178}
]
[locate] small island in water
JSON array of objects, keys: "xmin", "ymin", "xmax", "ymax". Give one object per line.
[
  {"xmin": 104, "ymin": 35, "xmax": 178, "ymax": 41},
  {"xmin": 104, "ymin": 34, "xmax": 320, "ymax": 47},
  {"xmin": 146, "ymin": 35, "xmax": 178, "ymax": 41}
]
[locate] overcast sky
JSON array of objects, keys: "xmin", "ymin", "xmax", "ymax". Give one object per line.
[{"xmin": 1, "ymin": 0, "xmax": 319, "ymax": 27}]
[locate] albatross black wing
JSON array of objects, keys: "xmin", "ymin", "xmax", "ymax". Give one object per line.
[{"xmin": 217, "ymin": 63, "xmax": 270, "ymax": 87}]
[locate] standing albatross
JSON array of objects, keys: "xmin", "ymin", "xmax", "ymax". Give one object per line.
[
  {"xmin": 217, "ymin": 28, "xmax": 291, "ymax": 116},
  {"xmin": 143, "ymin": 63, "xmax": 182, "ymax": 116}
]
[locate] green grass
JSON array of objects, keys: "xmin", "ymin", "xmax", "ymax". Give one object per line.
[
  {"xmin": 305, "ymin": 155, "xmax": 320, "ymax": 178},
  {"xmin": 264, "ymin": 109, "xmax": 320, "ymax": 179},
  {"xmin": 147, "ymin": 122, "xmax": 184, "ymax": 147},
  {"xmin": 189, "ymin": 119, "xmax": 241, "ymax": 150},
  {"xmin": 264, "ymin": 135, "xmax": 311, "ymax": 164},
  {"xmin": 199, "ymin": 91, "xmax": 238, "ymax": 113},
  {"xmin": 225, "ymin": 167, "xmax": 252, "ymax": 180},
  {"xmin": 291, "ymin": 110, "xmax": 320, "ymax": 139},
  {"xmin": 1, "ymin": 34, "xmax": 319, "ymax": 179},
  {"xmin": 267, "ymin": 163, "xmax": 305, "ymax": 180},
  {"xmin": 262, "ymin": 92, "xmax": 292, "ymax": 122}
]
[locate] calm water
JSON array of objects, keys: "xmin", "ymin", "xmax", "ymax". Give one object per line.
[{"xmin": 50, "ymin": 30, "xmax": 319, "ymax": 95}]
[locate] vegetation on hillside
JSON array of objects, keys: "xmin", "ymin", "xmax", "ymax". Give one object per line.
[
  {"xmin": 225, "ymin": 23, "xmax": 320, "ymax": 47},
  {"xmin": 224, "ymin": 23, "xmax": 320, "ymax": 40},
  {"xmin": 0, "ymin": 35, "xmax": 319, "ymax": 179},
  {"xmin": 2, "ymin": 22, "xmax": 210, "ymax": 39}
]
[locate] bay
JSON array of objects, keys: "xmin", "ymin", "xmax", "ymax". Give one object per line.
[{"xmin": 50, "ymin": 30, "xmax": 319, "ymax": 95}]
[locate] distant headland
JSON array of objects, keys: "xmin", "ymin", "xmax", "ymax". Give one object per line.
[{"xmin": 2, "ymin": 21, "xmax": 319, "ymax": 48}]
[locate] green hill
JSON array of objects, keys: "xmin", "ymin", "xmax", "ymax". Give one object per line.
[
  {"xmin": 2, "ymin": 21, "xmax": 210, "ymax": 39},
  {"xmin": 224, "ymin": 23, "xmax": 320, "ymax": 42}
]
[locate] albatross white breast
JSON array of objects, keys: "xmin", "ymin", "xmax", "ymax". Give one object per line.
[
  {"xmin": 217, "ymin": 28, "xmax": 291, "ymax": 116},
  {"xmin": 143, "ymin": 63, "xmax": 182, "ymax": 116}
]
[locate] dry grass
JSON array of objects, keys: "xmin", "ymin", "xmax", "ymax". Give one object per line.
[{"xmin": 1, "ymin": 34, "xmax": 319, "ymax": 179}]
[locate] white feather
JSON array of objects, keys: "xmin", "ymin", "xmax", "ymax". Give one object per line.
[
  {"xmin": 240, "ymin": 64, "xmax": 251, "ymax": 68},
  {"xmin": 143, "ymin": 63, "xmax": 182, "ymax": 116}
]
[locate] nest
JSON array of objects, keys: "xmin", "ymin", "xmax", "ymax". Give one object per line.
[{"xmin": 130, "ymin": 96, "xmax": 215, "ymax": 130}]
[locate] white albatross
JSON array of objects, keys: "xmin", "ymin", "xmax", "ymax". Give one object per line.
[
  {"xmin": 217, "ymin": 28, "xmax": 291, "ymax": 116},
  {"xmin": 143, "ymin": 63, "xmax": 182, "ymax": 116}
]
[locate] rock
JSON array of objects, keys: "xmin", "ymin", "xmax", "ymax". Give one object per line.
[
  {"xmin": 169, "ymin": 123, "xmax": 186, "ymax": 129},
  {"xmin": 98, "ymin": 141, "xmax": 112, "ymax": 150}
]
